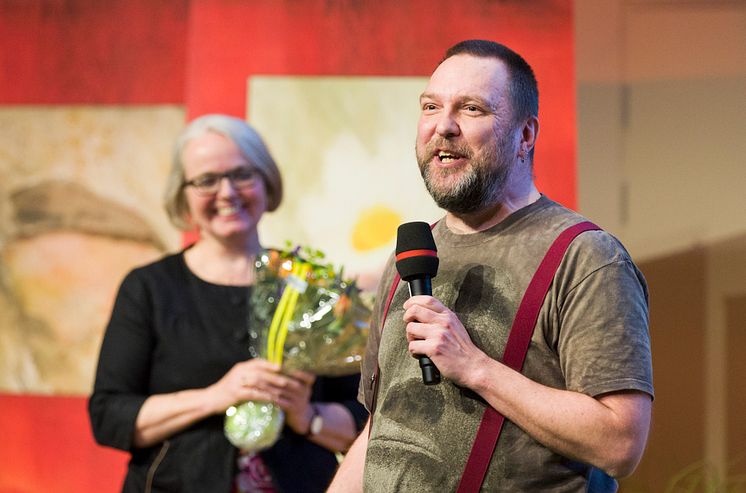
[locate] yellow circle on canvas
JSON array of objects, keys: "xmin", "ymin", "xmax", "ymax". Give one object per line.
[{"xmin": 351, "ymin": 205, "xmax": 401, "ymax": 252}]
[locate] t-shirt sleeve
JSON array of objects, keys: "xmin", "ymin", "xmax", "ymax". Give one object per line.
[
  {"xmin": 556, "ymin": 233, "xmax": 654, "ymax": 399},
  {"xmin": 357, "ymin": 256, "xmax": 398, "ymax": 411},
  {"xmin": 88, "ymin": 269, "xmax": 153, "ymax": 451}
]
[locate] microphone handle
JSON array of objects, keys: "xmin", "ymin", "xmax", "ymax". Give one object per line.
[
  {"xmin": 408, "ymin": 277, "xmax": 431, "ymax": 297},
  {"xmin": 407, "ymin": 276, "xmax": 441, "ymax": 385}
]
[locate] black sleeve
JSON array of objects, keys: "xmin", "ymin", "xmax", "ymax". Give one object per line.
[
  {"xmin": 88, "ymin": 269, "xmax": 154, "ymax": 452},
  {"xmin": 316, "ymin": 373, "xmax": 368, "ymax": 431}
]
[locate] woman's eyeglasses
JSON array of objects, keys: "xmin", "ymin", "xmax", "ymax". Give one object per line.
[{"xmin": 184, "ymin": 168, "xmax": 260, "ymax": 196}]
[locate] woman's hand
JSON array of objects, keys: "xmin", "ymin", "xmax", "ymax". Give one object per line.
[
  {"xmin": 206, "ymin": 359, "xmax": 317, "ymax": 427},
  {"xmin": 133, "ymin": 359, "xmax": 318, "ymax": 448},
  {"xmin": 206, "ymin": 358, "xmax": 292, "ymax": 414},
  {"xmin": 276, "ymin": 369, "xmax": 316, "ymax": 435}
]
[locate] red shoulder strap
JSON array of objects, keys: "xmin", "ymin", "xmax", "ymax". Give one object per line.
[
  {"xmin": 367, "ymin": 271, "xmax": 400, "ymax": 425},
  {"xmin": 456, "ymin": 220, "xmax": 600, "ymax": 493}
]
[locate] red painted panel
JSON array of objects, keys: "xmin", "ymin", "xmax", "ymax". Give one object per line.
[
  {"xmin": 0, "ymin": 5, "xmax": 576, "ymax": 492},
  {"xmin": 185, "ymin": 0, "xmax": 576, "ymax": 207},
  {"xmin": 0, "ymin": 0, "xmax": 188, "ymax": 104},
  {"xmin": 0, "ymin": 394, "xmax": 128, "ymax": 493}
]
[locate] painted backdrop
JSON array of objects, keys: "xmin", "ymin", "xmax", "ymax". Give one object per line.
[{"xmin": 0, "ymin": 1, "xmax": 575, "ymax": 491}]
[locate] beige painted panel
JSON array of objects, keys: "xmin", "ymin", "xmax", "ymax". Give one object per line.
[
  {"xmin": 0, "ymin": 106, "xmax": 184, "ymax": 394},
  {"xmin": 577, "ymin": 1, "xmax": 746, "ymax": 261},
  {"xmin": 248, "ymin": 76, "xmax": 442, "ymax": 291},
  {"xmin": 621, "ymin": 76, "xmax": 746, "ymax": 260}
]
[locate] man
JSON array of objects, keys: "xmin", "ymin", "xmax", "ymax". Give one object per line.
[{"xmin": 329, "ymin": 40, "xmax": 653, "ymax": 492}]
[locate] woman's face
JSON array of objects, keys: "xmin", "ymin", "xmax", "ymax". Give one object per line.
[{"xmin": 182, "ymin": 132, "xmax": 268, "ymax": 244}]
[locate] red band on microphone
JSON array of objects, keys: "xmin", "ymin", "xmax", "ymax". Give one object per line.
[{"xmin": 395, "ymin": 249, "xmax": 438, "ymax": 261}]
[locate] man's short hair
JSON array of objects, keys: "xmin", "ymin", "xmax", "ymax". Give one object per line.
[{"xmin": 443, "ymin": 40, "xmax": 539, "ymax": 124}]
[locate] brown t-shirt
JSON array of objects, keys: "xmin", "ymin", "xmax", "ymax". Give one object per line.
[{"xmin": 359, "ymin": 196, "xmax": 653, "ymax": 492}]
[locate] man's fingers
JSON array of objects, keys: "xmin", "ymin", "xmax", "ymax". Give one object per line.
[
  {"xmin": 407, "ymin": 339, "xmax": 429, "ymax": 358},
  {"xmin": 403, "ymin": 303, "xmax": 439, "ymax": 324},
  {"xmin": 403, "ymin": 295, "xmax": 444, "ymax": 311},
  {"xmin": 405, "ymin": 321, "xmax": 437, "ymax": 341}
]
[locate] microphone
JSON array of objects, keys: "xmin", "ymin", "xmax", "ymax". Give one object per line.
[{"xmin": 395, "ymin": 221, "xmax": 441, "ymax": 385}]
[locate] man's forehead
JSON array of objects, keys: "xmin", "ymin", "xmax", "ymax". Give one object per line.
[{"xmin": 421, "ymin": 55, "xmax": 507, "ymax": 103}]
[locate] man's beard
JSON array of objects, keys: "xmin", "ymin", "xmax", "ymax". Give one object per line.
[{"xmin": 416, "ymin": 133, "xmax": 514, "ymax": 215}]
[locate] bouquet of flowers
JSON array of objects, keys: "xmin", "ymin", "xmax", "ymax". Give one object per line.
[{"xmin": 224, "ymin": 245, "xmax": 371, "ymax": 452}]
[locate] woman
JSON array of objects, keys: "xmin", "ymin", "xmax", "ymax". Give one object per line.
[{"xmin": 89, "ymin": 114, "xmax": 367, "ymax": 493}]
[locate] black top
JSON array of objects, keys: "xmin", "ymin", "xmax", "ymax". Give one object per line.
[{"xmin": 89, "ymin": 251, "xmax": 367, "ymax": 493}]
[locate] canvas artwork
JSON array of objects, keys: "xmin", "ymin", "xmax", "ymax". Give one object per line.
[
  {"xmin": 0, "ymin": 106, "xmax": 183, "ymax": 394},
  {"xmin": 249, "ymin": 76, "xmax": 443, "ymax": 291}
]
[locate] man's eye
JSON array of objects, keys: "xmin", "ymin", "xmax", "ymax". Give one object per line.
[
  {"xmin": 465, "ymin": 105, "xmax": 480, "ymax": 112},
  {"xmin": 422, "ymin": 103, "xmax": 437, "ymax": 111}
]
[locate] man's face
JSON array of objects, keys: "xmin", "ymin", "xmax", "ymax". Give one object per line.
[{"xmin": 415, "ymin": 54, "xmax": 519, "ymax": 214}]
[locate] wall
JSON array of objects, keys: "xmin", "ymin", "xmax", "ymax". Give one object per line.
[
  {"xmin": 576, "ymin": 0, "xmax": 746, "ymax": 490},
  {"xmin": 576, "ymin": 0, "xmax": 746, "ymax": 260}
]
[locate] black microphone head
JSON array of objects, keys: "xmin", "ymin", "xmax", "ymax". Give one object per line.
[{"xmin": 395, "ymin": 221, "xmax": 439, "ymax": 281}]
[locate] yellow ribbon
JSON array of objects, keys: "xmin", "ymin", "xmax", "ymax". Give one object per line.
[{"xmin": 266, "ymin": 259, "xmax": 311, "ymax": 365}]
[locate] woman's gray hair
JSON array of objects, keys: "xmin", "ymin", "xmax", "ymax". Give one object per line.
[{"xmin": 164, "ymin": 114, "xmax": 283, "ymax": 230}]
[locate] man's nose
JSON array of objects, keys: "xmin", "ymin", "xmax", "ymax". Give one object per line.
[{"xmin": 435, "ymin": 110, "xmax": 460, "ymax": 137}]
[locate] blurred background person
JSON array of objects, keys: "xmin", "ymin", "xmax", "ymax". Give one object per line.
[{"xmin": 89, "ymin": 114, "xmax": 367, "ymax": 493}]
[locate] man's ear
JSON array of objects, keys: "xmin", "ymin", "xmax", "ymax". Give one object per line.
[{"xmin": 520, "ymin": 115, "xmax": 539, "ymax": 159}]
